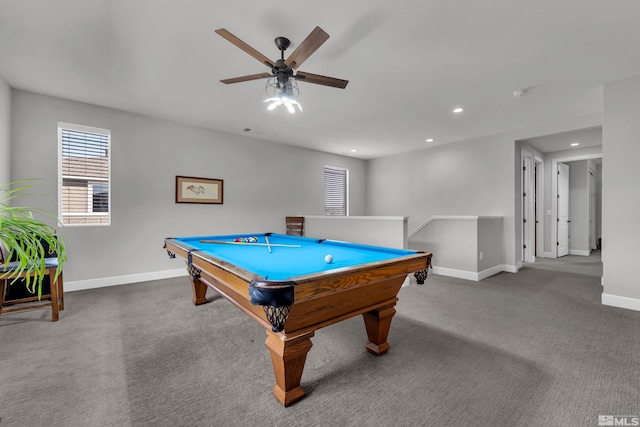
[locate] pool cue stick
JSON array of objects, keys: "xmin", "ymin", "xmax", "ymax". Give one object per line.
[
  {"xmin": 199, "ymin": 240, "xmax": 301, "ymax": 248},
  {"xmin": 265, "ymin": 235, "xmax": 272, "ymax": 253}
]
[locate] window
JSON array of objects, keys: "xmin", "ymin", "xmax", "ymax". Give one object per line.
[
  {"xmin": 58, "ymin": 123, "xmax": 111, "ymax": 225},
  {"xmin": 324, "ymin": 166, "xmax": 348, "ymax": 216},
  {"xmin": 90, "ymin": 184, "xmax": 109, "ymax": 213}
]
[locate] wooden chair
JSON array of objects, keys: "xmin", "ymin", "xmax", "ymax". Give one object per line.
[
  {"xmin": 0, "ymin": 241, "xmax": 64, "ymax": 322},
  {"xmin": 285, "ymin": 216, "xmax": 305, "ymax": 236}
]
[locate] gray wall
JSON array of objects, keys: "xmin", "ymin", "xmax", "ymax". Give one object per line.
[
  {"xmin": 0, "ymin": 75, "xmax": 9, "ymax": 186},
  {"xmin": 410, "ymin": 218, "xmax": 478, "ymax": 272},
  {"xmin": 366, "ymin": 134, "xmax": 517, "ymax": 267},
  {"xmin": 602, "ymin": 74, "xmax": 640, "ymax": 306},
  {"xmin": 477, "ymin": 218, "xmax": 503, "ymax": 272},
  {"xmin": 10, "ymin": 90, "xmax": 367, "ymax": 283}
]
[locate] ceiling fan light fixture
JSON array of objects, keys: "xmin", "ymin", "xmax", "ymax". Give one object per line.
[
  {"xmin": 265, "ymin": 99, "xmax": 280, "ymax": 110},
  {"xmin": 264, "ymin": 77, "xmax": 302, "ymax": 113},
  {"xmin": 284, "ymin": 96, "xmax": 303, "ymax": 113},
  {"xmin": 285, "ymin": 103, "xmax": 295, "ymax": 114}
]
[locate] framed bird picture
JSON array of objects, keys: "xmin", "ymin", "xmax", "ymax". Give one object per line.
[{"xmin": 175, "ymin": 176, "xmax": 223, "ymax": 204}]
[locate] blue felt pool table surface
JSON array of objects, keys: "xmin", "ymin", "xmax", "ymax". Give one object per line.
[{"xmin": 173, "ymin": 233, "xmax": 417, "ymax": 281}]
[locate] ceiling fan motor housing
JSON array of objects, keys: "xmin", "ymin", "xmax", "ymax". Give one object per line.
[{"xmin": 274, "ymin": 37, "xmax": 290, "ymax": 51}]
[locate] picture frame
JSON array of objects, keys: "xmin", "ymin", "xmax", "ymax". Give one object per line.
[{"xmin": 175, "ymin": 176, "xmax": 223, "ymax": 204}]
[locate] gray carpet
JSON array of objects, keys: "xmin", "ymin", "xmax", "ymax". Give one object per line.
[{"xmin": 1, "ymin": 252, "xmax": 638, "ymax": 426}]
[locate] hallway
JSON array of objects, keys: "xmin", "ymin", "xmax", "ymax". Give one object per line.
[{"xmin": 526, "ymin": 251, "xmax": 602, "ymax": 277}]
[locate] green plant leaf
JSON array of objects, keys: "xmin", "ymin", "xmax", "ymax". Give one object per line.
[{"xmin": 1, "ymin": 179, "xmax": 66, "ymax": 299}]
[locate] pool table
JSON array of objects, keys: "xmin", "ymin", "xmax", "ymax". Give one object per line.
[{"xmin": 164, "ymin": 233, "xmax": 432, "ymax": 406}]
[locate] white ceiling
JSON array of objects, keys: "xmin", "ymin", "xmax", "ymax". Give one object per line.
[{"xmin": 1, "ymin": 0, "xmax": 637, "ymax": 159}]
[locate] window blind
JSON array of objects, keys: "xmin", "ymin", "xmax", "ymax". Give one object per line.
[
  {"xmin": 59, "ymin": 125, "xmax": 110, "ymax": 225},
  {"xmin": 324, "ymin": 166, "xmax": 348, "ymax": 216}
]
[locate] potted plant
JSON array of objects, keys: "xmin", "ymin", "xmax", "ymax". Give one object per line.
[{"xmin": 0, "ymin": 179, "xmax": 66, "ymax": 299}]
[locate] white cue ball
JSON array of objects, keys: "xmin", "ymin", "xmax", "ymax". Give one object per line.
[{"xmin": 324, "ymin": 254, "xmax": 333, "ymax": 264}]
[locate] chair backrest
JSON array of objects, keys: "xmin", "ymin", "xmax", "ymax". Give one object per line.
[
  {"xmin": 6, "ymin": 235, "xmax": 58, "ymax": 262},
  {"xmin": 285, "ymin": 216, "xmax": 305, "ymax": 236},
  {"xmin": 40, "ymin": 236, "xmax": 58, "ymax": 259}
]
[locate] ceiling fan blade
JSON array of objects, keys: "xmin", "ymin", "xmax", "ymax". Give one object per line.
[
  {"xmin": 215, "ymin": 29, "xmax": 274, "ymax": 68},
  {"xmin": 295, "ymin": 71, "xmax": 348, "ymax": 89},
  {"xmin": 220, "ymin": 73, "xmax": 271, "ymax": 84},
  {"xmin": 285, "ymin": 26, "xmax": 329, "ymax": 70}
]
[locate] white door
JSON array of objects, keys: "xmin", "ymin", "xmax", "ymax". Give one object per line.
[
  {"xmin": 557, "ymin": 163, "xmax": 570, "ymax": 257},
  {"xmin": 589, "ymin": 170, "xmax": 597, "ymax": 250},
  {"xmin": 522, "ymin": 158, "xmax": 528, "ymax": 262},
  {"xmin": 522, "ymin": 154, "xmax": 535, "ymax": 262}
]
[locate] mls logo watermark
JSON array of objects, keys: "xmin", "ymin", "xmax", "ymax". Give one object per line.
[{"xmin": 599, "ymin": 415, "xmax": 640, "ymax": 426}]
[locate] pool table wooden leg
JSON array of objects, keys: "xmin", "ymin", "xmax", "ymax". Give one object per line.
[
  {"xmin": 190, "ymin": 280, "xmax": 208, "ymax": 305},
  {"xmin": 265, "ymin": 330, "xmax": 314, "ymax": 407},
  {"xmin": 186, "ymin": 263, "xmax": 208, "ymax": 305},
  {"xmin": 362, "ymin": 303, "xmax": 397, "ymax": 355}
]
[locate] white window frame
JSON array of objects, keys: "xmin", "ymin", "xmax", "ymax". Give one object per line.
[
  {"xmin": 58, "ymin": 122, "xmax": 111, "ymax": 226},
  {"xmin": 323, "ymin": 165, "xmax": 349, "ymax": 216}
]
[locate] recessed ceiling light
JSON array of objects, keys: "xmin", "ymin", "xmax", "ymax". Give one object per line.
[
  {"xmin": 350, "ymin": 149, "xmax": 357, "ymax": 152},
  {"xmin": 571, "ymin": 142, "xmax": 580, "ymax": 147},
  {"xmin": 425, "ymin": 138, "xmax": 434, "ymax": 143},
  {"xmin": 513, "ymin": 89, "xmax": 529, "ymax": 98},
  {"xmin": 453, "ymin": 107, "xmax": 464, "ymax": 113}
]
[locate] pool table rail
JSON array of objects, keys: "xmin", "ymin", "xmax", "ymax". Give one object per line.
[{"xmin": 167, "ymin": 237, "xmax": 430, "ymax": 333}]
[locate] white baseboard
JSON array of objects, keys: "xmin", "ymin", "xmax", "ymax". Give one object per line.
[
  {"xmin": 500, "ymin": 264, "xmax": 519, "ymax": 273},
  {"xmin": 602, "ymin": 293, "xmax": 640, "ymax": 312},
  {"xmin": 433, "ymin": 264, "xmax": 517, "ymax": 282},
  {"xmin": 477, "ymin": 265, "xmax": 504, "ymax": 280},
  {"xmin": 432, "ymin": 266, "xmax": 479, "ymax": 281},
  {"xmin": 67, "ymin": 262, "xmax": 522, "ymax": 291},
  {"xmin": 66, "ymin": 268, "xmax": 187, "ymax": 292},
  {"xmin": 541, "ymin": 252, "xmax": 554, "ymax": 258},
  {"xmin": 569, "ymin": 249, "xmax": 591, "ymax": 256}
]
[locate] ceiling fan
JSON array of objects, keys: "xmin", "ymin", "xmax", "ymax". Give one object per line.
[{"xmin": 215, "ymin": 26, "xmax": 348, "ymax": 112}]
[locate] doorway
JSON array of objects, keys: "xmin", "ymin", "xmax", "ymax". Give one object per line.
[
  {"xmin": 589, "ymin": 169, "xmax": 597, "ymax": 250},
  {"xmin": 522, "ymin": 151, "xmax": 543, "ymax": 263},
  {"xmin": 557, "ymin": 162, "xmax": 570, "ymax": 257},
  {"xmin": 551, "ymin": 155, "xmax": 602, "ymax": 258}
]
